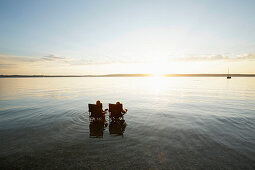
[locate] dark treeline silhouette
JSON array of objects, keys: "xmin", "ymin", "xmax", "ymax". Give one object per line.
[{"xmin": 1, "ymin": 74, "xmax": 255, "ymax": 78}]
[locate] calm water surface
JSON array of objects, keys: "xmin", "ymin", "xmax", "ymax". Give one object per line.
[{"xmin": 0, "ymin": 77, "xmax": 255, "ymax": 169}]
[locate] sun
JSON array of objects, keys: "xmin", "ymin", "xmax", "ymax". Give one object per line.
[{"xmin": 148, "ymin": 63, "xmax": 168, "ymax": 77}]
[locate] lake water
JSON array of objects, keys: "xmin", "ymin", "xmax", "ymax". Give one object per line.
[{"xmin": 0, "ymin": 77, "xmax": 255, "ymax": 169}]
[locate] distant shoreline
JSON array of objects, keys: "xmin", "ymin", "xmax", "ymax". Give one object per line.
[{"xmin": 1, "ymin": 74, "xmax": 255, "ymax": 78}]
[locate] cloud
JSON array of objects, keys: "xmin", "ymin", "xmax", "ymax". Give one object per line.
[
  {"xmin": 173, "ymin": 55, "xmax": 228, "ymax": 61},
  {"xmin": 172, "ymin": 54, "xmax": 255, "ymax": 62},
  {"xmin": 1, "ymin": 53, "xmax": 255, "ymax": 71},
  {"xmin": 41, "ymin": 54, "xmax": 67, "ymax": 61},
  {"xmin": 0, "ymin": 64, "xmax": 16, "ymax": 68},
  {"xmin": 0, "ymin": 54, "xmax": 37, "ymax": 63},
  {"xmin": 67, "ymin": 56, "xmax": 142, "ymax": 66},
  {"xmin": 0, "ymin": 54, "xmax": 114, "ymax": 70},
  {"xmin": 0, "ymin": 54, "xmax": 72, "ymax": 65},
  {"xmin": 0, "ymin": 54, "xmax": 70, "ymax": 63},
  {"xmin": 237, "ymin": 54, "xmax": 255, "ymax": 60}
]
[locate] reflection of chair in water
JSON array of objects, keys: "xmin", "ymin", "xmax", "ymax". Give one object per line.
[
  {"xmin": 109, "ymin": 103, "xmax": 127, "ymax": 120},
  {"xmin": 89, "ymin": 118, "xmax": 108, "ymax": 138},
  {"xmin": 109, "ymin": 119, "xmax": 127, "ymax": 135},
  {"xmin": 88, "ymin": 103, "xmax": 105, "ymax": 119}
]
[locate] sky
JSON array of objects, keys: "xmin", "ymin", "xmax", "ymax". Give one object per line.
[{"xmin": 0, "ymin": 0, "xmax": 255, "ymax": 75}]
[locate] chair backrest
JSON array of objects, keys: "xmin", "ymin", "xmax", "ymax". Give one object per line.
[
  {"xmin": 109, "ymin": 103, "xmax": 123, "ymax": 112},
  {"xmin": 109, "ymin": 104, "xmax": 123, "ymax": 117},
  {"xmin": 89, "ymin": 104, "xmax": 102, "ymax": 111},
  {"xmin": 88, "ymin": 104, "xmax": 103, "ymax": 117}
]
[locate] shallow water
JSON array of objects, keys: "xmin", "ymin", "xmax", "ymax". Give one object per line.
[{"xmin": 0, "ymin": 77, "xmax": 255, "ymax": 169}]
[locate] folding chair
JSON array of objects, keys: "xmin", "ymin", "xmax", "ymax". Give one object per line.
[
  {"xmin": 88, "ymin": 104, "xmax": 104, "ymax": 119},
  {"xmin": 109, "ymin": 103, "xmax": 124, "ymax": 119}
]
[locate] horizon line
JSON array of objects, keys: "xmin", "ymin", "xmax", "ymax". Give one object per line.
[{"xmin": 1, "ymin": 74, "xmax": 255, "ymax": 77}]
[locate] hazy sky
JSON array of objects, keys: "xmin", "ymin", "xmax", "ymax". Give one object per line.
[{"xmin": 0, "ymin": 0, "xmax": 255, "ymax": 75}]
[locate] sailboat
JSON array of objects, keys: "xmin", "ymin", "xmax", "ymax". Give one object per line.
[{"xmin": 227, "ymin": 68, "xmax": 231, "ymax": 79}]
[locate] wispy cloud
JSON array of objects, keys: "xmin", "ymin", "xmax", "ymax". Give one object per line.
[
  {"xmin": 1, "ymin": 53, "xmax": 255, "ymax": 75},
  {"xmin": 237, "ymin": 53, "xmax": 255, "ymax": 60},
  {"xmin": 0, "ymin": 54, "xmax": 71, "ymax": 66},
  {"xmin": 1, "ymin": 53, "xmax": 255, "ymax": 71},
  {"xmin": 173, "ymin": 55, "xmax": 228, "ymax": 61},
  {"xmin": 0, "ymin": 64, "xmax": 16, "ymax": 68},
  {"xmin": 0, "ymin": 54, "xmax": 37, "ymax": 63},
  {"xmin": 40, "ymin": 54, "xmax": 67, "ymax": 61},
  {"xmin": 173, "ymin": 54, "xmax": 255, "ymax": 62}
]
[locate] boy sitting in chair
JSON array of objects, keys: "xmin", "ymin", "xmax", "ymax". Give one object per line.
[
  {"xmin": 88, "ymin": 100, "xmax": 106, "ymax": 118},
  {"xmin": 109, "ymin": 102, "xmax": 127, "ymax": 119}
]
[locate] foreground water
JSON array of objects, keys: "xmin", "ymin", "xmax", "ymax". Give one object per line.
[{"xmin": 0, "ymin": 77, "xmax": 255, "ymax": 169}]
